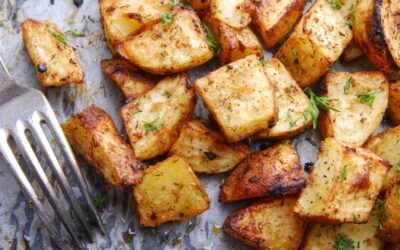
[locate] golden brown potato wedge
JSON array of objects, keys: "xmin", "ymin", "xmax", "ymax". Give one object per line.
[
  {"xmin": 21, "ymin": 19, "xmax": 84, "ymax": 87},
  {"xmin": 186, "ymin": 0, "xmax": 210, "ymax": 12},
  {"xmin": 120, "ymin": 74, "xmax": 195, "ymax": 160},
  {"xmin": 319, "ymin": 71, "xmax": 389, "ymax": 146},
  {"xmin": 133, "ymin": 155, "xmax": 209, "ymax": 227},
  {"xmin": 101, "ymin": 58, "xmax": 160, "ymax": 100},
  {"xmin": 342, "ymin": 40, "xmax": 364, "ymax": 62},
  {"xmin": 194, "ymin": 55, "xmax": 277, "ymax": 143},
  {"xmin": 255, "ymin": 58, "xmax": 312, "ymax": 140},
  {"xmin": 224, "ymin": 196, "xmax": 307, "ymax": 250},
  {"xmin": 381, "ymin": 0, "xmax": 400, "ymax": 69},
  {"xmin": 353, "ymin": 0, "xmax": 399, "ymax": 72},
  {"xmin": 168, "ymin": 119, "xmax": 251, "ymax": 174},
  {"xmin": 117, "ymin": 9, "xmax": 213, "ymax": 75},
  {"xmin": 294, "ymin": 137, "xmax": 390, "ymax": 224},
  {"xmin": 62, "ymin": 106, "xmax": 143, "ymax": 186},
  {"xmin": 210, "ymin": 0, "xmax": 253, "ymax": 29},
  {"xmin": 302, "ymin": 213, "xmax": 384, "ymax": 249},
  {"xmin": 275, "ymin": 0, "xmax": 352, "ymax": 87},
  {"xmin": 219, "ymin": 142, "xmax": 306, "ymax": 203},
  {"xmin": 364, "ymin": 125, "xmax": 400, "ymax": 190},
  {"xmin": 203, "ymin": 13, "xmax": 263, "ymax": 65},
  {"xmin": 99, "ymin": 0, "xmax": 171, "ymax": 55},
  {"xmin": 379, "ymin": 176, "xmax": 400, "ymax": 242},
  {"xmin": 389, "ymin": 80, "xmax": 400, "ymax": 124},
  {"xmin": 251, "ymin": 0, "xmax": 307, "ymax": 50}
]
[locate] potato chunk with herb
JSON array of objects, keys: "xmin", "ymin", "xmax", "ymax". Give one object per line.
[
  {"xmin": 120, "ymin": 74, "xmax": 195, "ymax": 160},
  {"xmin": 389, "ymin": 80, "xmax": 400, "ymax": 125},
  {"xmin": 378, "ymin": 177, "xmax": 400, "ymax": 242},
  {"xmin": 117, "ymin": 9, "xmax": 213, "ymax": 75},
  {"xmin": 319, "ymin": 71, "xmax": 389, "ymax": 146},
  {"xmin": 364, "ymin": 125, "xmax": 400, "ymax": 190},
  {"xmin": 224, "ymin": 196, "xmax": 307, "ymax": 250},
  {"xmin": 169, "ymin": 119, "xmax": 251, "ymax": 174},
  {"xmin": 62, "ymin": 106, "xmax": 143, "ymax": 186},
  {"xmin": 294, "ymin": 137, "xmax": 390, "ymax": 223},
  {"xmin": 194, "ymin": 55, "xmax": 277, "ymax": 143},
  {"xmin": 101, "ymin": 58, "xmax": 161, "ymax": 100},
  {"xmin": 133, "ymin": 155, "xmax": 209, "ymax": 227},
  {"xmin": 255, "ymin": 58, "xmax": 312, "ymax": 140},
  {"xmin": 21, "ymin": 19, "xmax": 84, "ymax": 87},
  {"xmin": 210, "ymin": 0, "xmax": 253, "ymax": 29},
  {"xmin": 220, "ymin": 142, "xmax": 306, "ymax": 203}
]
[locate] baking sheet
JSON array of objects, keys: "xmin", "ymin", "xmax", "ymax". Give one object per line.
[{"xmin": 0, "ymin": 0, "xmax": 392, "ymax": 249}]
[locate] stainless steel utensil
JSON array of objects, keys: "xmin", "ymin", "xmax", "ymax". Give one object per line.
[{"xmin": 0, "ymin": 56, "xmax": 105, "ymax": 249}]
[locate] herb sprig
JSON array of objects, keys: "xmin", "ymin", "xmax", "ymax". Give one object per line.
[
  {"xmin": 329, "ymin": 0, "xmax": 342, "ymax": 10},
  {"xmin": 65, "ymin": 29, "xmax": 85, "ymax": 37},
  {"xmin": 333, "ymin": 233, "xmax": 355, "ymax": 250},
  {"xmin": 344, "ymin": 76, "xmax": 352, "ymax": 94},
  {"xmin": 339, "ymin": 165, "xmax": 348, "ymax": 182},
  {"xmin": 203, "ymin": 23, "xmax": 221, "ymax": 55},
  {"xmin": 144, "ymin": 118, "xmax": 163, "ymax": 132},
  {"xmin": 356, "ymin": 91, "xmax": 380, "ymax": 107},
  {"xmin": 162, "ymin": 12, "xmax": 174, "ymax": 25},
  {"xmin": 373, "ymin": 198, "xmax": 386, "ymax": 230},
  {"xmin": 50, "ymin": 31, "xmax": 68, "ymax": 46}
]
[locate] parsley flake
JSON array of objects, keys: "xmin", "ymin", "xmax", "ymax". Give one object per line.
[
  {"xmin": 344, "ymin": 76, "xmax": 352, "ymax": 94},
  {"xmin": 396, "ymin": 163, "xmax": 400, "ymax": 172},
  {"xmin": 259, "ymin": 59, "xmax": 267, "ymax": 66},
  {"xmin": 94, "ymin": 194, "xmax": 108, "ymax": 210},
  {"xmin": 163, "ymin": 91, "xmax": 172, "ymax": 98},
  {"xmin": 164, "ymin": 0, "xmax": 180, "ymax": 7},
  {"xmin": 50, "ymin": 31, "xmax": 68, "ymax": 46},
  {"xmin": 334, "ymin": 233, "xmax": 355, "ymax": 250},
  {"xmin": 340, "ymin": 165, "xmax": 348, "ymax": 182},
  {"xmin": 162, "ymin": 12, "xmax": 174, "ymax": 25},
  {"xmin": 329, "ymin": 0, "xmax": 342, "ymax": 10},
  {"xmin": 286, "ymin": 112, "xmax": 299, "ymax": 129},
  {"xmin": 144, "ymin": 118, "xmax": 163, "ymax": 132},
  {"xmin": 65, "ymin": 29, "xmax": 85, "ymax": 37},
  {"xmin": 292, "ymin": 49, "xmax": 299, "ymax": 55},
  {"xmin": 203, "ymin": 23, "xmax": 221, "ymax": 55},
  {"xmin": 373, "ymin": 198, "xmax": 386, "ymax": 230},
  {"xmin": 356, "ymin": 91, "xmax": 380, "ymax": 107}
]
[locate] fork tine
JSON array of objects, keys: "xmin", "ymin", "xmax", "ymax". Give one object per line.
[
  {"xmin": 28, "ymin": 111, "xmax": 94, "ymax": 241},
  {"xmin": 12, "ymin": 120, "xmax": 85, "ymax": 250},
  {"xmin": 40, "ymin": 108, "xmax": 105, "ymax": 234},
  {"xmin": 0, "ymin": 129, "xmax": 66, "ymax": 248}
]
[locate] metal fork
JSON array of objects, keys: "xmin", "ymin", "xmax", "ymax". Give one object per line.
[{"xmin": 0, "ymin": 57, "xmax": 105, "ymax": 249}]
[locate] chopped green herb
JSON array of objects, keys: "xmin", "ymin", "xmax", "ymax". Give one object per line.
[
  {"xmin": 50, "ymin": 31, "xmax": 68, "ymax": 46},
  {"xmin": 132, "ymin": 109, "xmax": 142, "ymax": 115},
  {"xmin": 144, "ymin": 118, "xmax": 163, "ymax": 132},
  {"xmin": 285, "ymin": 112, "xmax": 299, "ymax": 129},
  {"xmin": 94, "ymin": 194, "xmax": 108, "ymax": 210},
  {"xmin": 396, "ymin": 163, "xmax": 400, "ymax": 172},
  {"xmin": 141, "ymin": 14, "xmax": 151, "ymax": 20},
  {"xmin": 329, "ymin": 0, "xmax": 342, "ymax": 10},
  {"xmin": 0, "ymin": 23, "xmax": 4, "ymax": 28},
  {"xmin": 246, "ymin": 137, "xmax": 253, "ymax": 147},
  {"xmin": 65, "ymin": 29, "xmax": 85, "ymax": 37},
  {"xmin": 259, "ymin": 59, "xmax": 267, "ymax": 66},
  {"xmin": 356, "ymin": 91, "xmax": 380, "ymax": 107},
  {"xmin": 305, "ymin": 132, "xmax": 317, "ymax": 146},
  {"xmin": 203, "ymin": 23, "xmax": 221, "ymax": 55},
  {"xmin": 344, "ymin": 76, "xmax": 352, "ymax": 94},
  {"xmin": 164, "ymin": 0, "xmax": 180, "ymax": 7},
  {"xmin": 162, "ymin": 12, "xmax": 174, "ymax": 25},
  {"xmin": 163, "ymin": 91, "xmax": 172, "ymax": 98},
  {"xmin": 333, "ymin": 233, "xmax": 355, "ymax": 250},
  {"xmin": 340, "ymin": 165, "xmax": 348, "ymax": 182},
  {"xmin": 373, "ymin": 198, "xmax": 386, "ymax": 230},
  {"xmin": 292, "ymin": 49, "xmax": 299, "ymax": 55}
]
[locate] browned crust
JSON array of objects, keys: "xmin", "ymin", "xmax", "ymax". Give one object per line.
[{"xmin": 389, "ymin": 81, "xmax": 400, "ymax": 125}]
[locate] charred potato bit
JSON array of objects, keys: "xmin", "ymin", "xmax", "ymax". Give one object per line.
[
  {"xmin": 219, "ymin": 142, "xmax": 306, "ymax": 203},
  {"xmin": 224, "ymin": 196, "xmax": 307, "ymax": 250},
  {"xmin": 275, "ymin": 0, "xmax": 352, "ymax": 87},
  {"xmin": 342, "ymin": 40, "xmax": 364, "ymax": 62},
  {"xmin": 294, "ymin": 137, "xmax": 391, "ymax": 223},
  {"xmin": 120, "ymin": 74, "xmax": 196, "ymax": 160},
  {"xmin": 319, "ymin": 71, "xmax": 389, "ymax": 146},
  {"xmin": 255, "ymin": 58, "xmax": 312, "ymax": 140},
  {"xmin": 251, "ymin": 0, "xmax": 307, "ymax": 50},
  {"xmin": 117, "ymin": 9, "xmax": 213, "ymax": 75},
  {"xmin": 194, "ymin": 55, "xmax": 277, "ymax": 143},
  {"xmin": 168, "ymin": 119, "xmax": 250, "ymax": 174},
  {"xmin": 101, "ymin": 58, "xmax": 161, "ymax": 100},
  {"xmin": 186, "ymin": 0, "xmax": 210, "ymax": 13},
  {"xmin": 62, "ymin": 106, "xmax": 143, "ymax": 186},
  {"xmin": 210, "ymin": 0, "xmax": 253, "ymax": 29},
  {"xmin": 133, "ymin": 155, "xmax": 209, "ymax": 227},
  {"xmin": 21, "ymin": 19, "xmax": 84, "ymax": 87},
  {"xmin": 389, "ymin": 80, "xmax": 400, "ymax": 124},
  {"xmin": 364, "ymin": 125, "xmax": 400, "ymax": 189}
]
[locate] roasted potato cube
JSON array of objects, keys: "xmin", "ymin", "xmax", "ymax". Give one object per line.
[
  {"xmin": 117, "ymin": 9, "xmax": 213, "ymax": 75},
  {"xmin": 219, "ymin": 142, "xmax": 306, "ymax": 203},
  {"xmin": 133, "ymin": 155, "xmax": 210, "ymax": 227},
  {"xmin": 378, "ymin": 177, "xmax": 400, "ymax": 242},
  {"xmin": 120, "ymin": 74, "xmax": 195, "ymax": 160},
  {"xmin": 194, "ymin": 55, "xmax": 277, "ymax": 143},
  {"xmin": 255, "ymin": 58, "xmax": 312, "ymax": 140},
  {"xmin": 294, "ymin": 137, "xmax": 390, "ymax": 223},
  {"xmin": 101, "ymin": 58, "xmax": 161, "ymax": 100},
  {"xmin": 203, "ymin": 13, "xmax": 263, "ymax": 65},
  {"xmin": 302, "ymin": 213, "xmax": 384, "ymax": 249},
  {"xmin": 319, "ymin": 71, "xmax": 389, "ymax": 146},
  {"xmin": 210, "ymin": 0, "xmax": 253, "ymax": 29},
  {"xmin": 168, "ymin": 119, "xmax": 251, "ymax": 174},
  {"xmin": 389, "ymin": 80, "xmax": 400, "ymax": 124},
  {"xmin": 62, "ymin": 106, "xmax": 143, "ymax": 186},
  {"xmin": 99, "ymin": 0, "xmax": 171, "ymax": 55},
  {"xmin": 275, "ymin": 0, "xmax": 352, "ymax": 87},
  {"xmin": 251, "ymin": 0, "xmax": 307, "ymax": 50},
  {"xmin": 353, "ymin": 0, "xmax": 400, "ymax": 72},
  {"xmin": 21, "ymin": 19, "xmax": 84, "ymax": 87},
  {"xmin": 364, "ymin": 125, "xmax": 400, "ymax": 190},
  {"xmin": 224, "ymin": 196, "xmax": 307, "ymax": 250},
  {"xmin": 342, "ymin": 40, "xmax": 364, "ymax": 62}
]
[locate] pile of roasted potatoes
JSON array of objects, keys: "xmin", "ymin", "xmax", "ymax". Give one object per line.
[{"xmin": 19, "ymin": 0, "xmax": 400, "ymax": 248}]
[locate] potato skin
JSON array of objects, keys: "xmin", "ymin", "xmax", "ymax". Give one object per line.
[
  {"xmin": 252, "ymin": 0, "xmax": 307, "ymax": 50},
  {"xmin": 379, "ymin": 176, "xmax": 400, "ymax": 242},
  {"xmin": 219, "ymin": 142, "xmax": 306, "ymax": 203},
  {"xmin": 21, "ymin": 19, "xmax": 84, "ymax": 87},
  {"xmin": 62, "ymin": 106, "xmax": 143, "ymax": 186},
  {"xmin": 353, "ymin": 0, "xmax": 398, "ymax": 72},
  {"xmin": 117, "ymin": 9, "xmax": 213, "ymax": 75},
  {"xmin": 342, "ymin": 40, "xmax": 364, "ymax": 62},
  {"xmin": 133, "ymin": 155, "xmax": 209, "ymax": 227},
  {"xmin": 168, "ymin": 119, "xmax": 251, "ymax": 174},
  {"xmin": 101, "ymin": 58, "xmax": 160, "ymax": 100},
  {"xmin": 224, "ymin": 196, "xmax": 307, "ymax": 250},
  {"xmin": 389, "ymin": 81, "xmax": 400, "ymax": 124}
]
